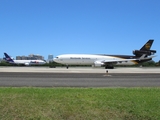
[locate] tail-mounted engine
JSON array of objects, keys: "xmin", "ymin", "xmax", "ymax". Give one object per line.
[{"xmin": 133, "ymin": 50, "xmax": 156, "ymax": 57}]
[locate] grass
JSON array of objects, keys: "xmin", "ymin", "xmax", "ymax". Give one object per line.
[{"xmin": 0, "ymin": 88, "xmax": 160, "ymax": 120}]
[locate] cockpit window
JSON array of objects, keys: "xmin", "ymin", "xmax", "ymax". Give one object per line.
[{"xmin": 56, "ymin": 57, "xmax": 59, "ymax": 58}]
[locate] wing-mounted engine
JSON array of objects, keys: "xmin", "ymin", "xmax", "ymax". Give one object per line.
[
  {"xmin": 94, "ymin": 61, "xmax": 104, "ymax": 67},
  {"xmin": 133, "ymin": 50, "xmax": 156, "ymax": 57},
  {"xmin": 24, "ymin": 63, "xmax": 30, "ymax": 66}
]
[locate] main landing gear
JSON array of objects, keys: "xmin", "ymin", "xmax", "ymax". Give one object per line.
[
  {"xmin": 66, "ymin": 65, "xmax": 69, "ymax": 69},
  {"xmin": 105, "ymin": 66, "xmax": 114, "ymax": 69}
]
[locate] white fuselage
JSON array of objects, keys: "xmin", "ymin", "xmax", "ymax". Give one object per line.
[
  {"xmin": 53, "ymin": 54, "xmax": 136, "ymax": 66},
  {"xmin": 13, "ymin": 60, "xmax": 46, "ymax": 65}
]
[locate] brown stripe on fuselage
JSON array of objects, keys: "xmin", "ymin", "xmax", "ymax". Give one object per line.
[
  {"xmin": 97, "ymin": 54, "xmax": 135, "ymax": 59},
  {"xmin": 131, "ymin": 60, "xmax": 139, "ymax": 64}
]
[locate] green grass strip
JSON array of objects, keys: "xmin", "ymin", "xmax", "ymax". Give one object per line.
[{"xmin": 0, "ymin": 88, "xmax": 160, "ymax": 120}]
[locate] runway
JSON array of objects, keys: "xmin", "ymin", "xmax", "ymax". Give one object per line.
[
  {"xmin": 0, "ymin": 66, "xmax": 160, "ymax": 73},
  {"xmin": 0, "ymin": 67, "xmax": 160, "ymax": 87}
]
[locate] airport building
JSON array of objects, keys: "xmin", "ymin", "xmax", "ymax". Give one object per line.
[
  {"xmin": 0, "ymin": 58, "xmax": 3, "ymax": 63},
  {"xmin": 16, "ymin": 54, "xmax": 44, "ymax": 60},
  {"xmin": 47, "ymin": 54, "xmax": 53, "ymax": 63}
]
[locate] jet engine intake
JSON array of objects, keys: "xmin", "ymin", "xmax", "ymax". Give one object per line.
[
  {"xmin": 24, "ymin": 63, "xmax": 30, "ymax": 66},
  {"xmin": 94, "ymin": 61, "xmax": 104, "ymax": 67}
]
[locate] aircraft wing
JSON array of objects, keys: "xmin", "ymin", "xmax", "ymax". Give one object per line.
[
  {"xmin": 96, "ymin": 55, "xmax": 156, "ymax": 65},
  {"xmin": 102, "ymin": 58, "xmax": 136, "ymax": 63},
  {"xmin": 138, "ymin": 55, "xmax": 156, "ymax": 61},
  {"xmin": 101, "ymin": 55, "xmax": 156, "ymax": 64},
  {"xmin": 94, "ymin": 58, "xmax": 137, "ymax": 66}
]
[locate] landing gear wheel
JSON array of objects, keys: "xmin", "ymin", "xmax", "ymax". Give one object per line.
[
  {"xmin": 105, "ymin": 66, "xmax": 114, "ymax": 69},
  {"xmin": 66, "ymin": 65, "xmax": 69, "ymax": 69}
]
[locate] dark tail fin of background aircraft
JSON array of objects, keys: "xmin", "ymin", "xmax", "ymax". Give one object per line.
[
  {"xmin": 133, "ymin": 39, "xmax": 156, "ymax": 57},
  {"xmin": 4, "ymin": 52, "xmax": 15, "ymax": 63}
]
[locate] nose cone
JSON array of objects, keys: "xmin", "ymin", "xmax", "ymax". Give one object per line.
[
  {"xmin": 53, "ymin": 57, "xmax": 58, "ymax": 62},
  {"xmin": 41, "ymin": 60, "xmax": 46, "ymax": 64}
]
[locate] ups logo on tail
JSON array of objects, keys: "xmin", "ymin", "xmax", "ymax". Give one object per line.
[{"xmin": 145, "ymin": 43, "xmax": 151, "ymax": 50}]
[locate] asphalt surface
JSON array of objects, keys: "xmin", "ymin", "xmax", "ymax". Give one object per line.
[{"xmin": 0, "ymin": 72, "xmax": 160, "ymax": 87}]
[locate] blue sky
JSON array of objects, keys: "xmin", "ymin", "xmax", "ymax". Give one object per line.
[{"xmin": 0, "ymin": 0, "xmax": 159, "ymax": 61}]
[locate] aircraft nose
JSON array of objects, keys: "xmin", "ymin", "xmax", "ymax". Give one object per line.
[{"xmin": 53, "ymin": 57, "xmax": 58, "ymax": 62}]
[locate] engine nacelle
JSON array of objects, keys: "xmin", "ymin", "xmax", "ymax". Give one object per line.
[
  {"xmin": 133, "ymin": 50, "xmax": 156, "ymax": 56},
  {"xmin": 25, "ymin": 63, "xmax": 30, "ymax": 66},
  {"xmin": 94, "ymin": 61, "xmax": 104, "ymax": 67}
]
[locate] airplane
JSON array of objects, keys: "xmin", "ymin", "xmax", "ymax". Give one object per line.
[
  {"xmin": 53, "ymin": 40, "xmax": 156, "ymax": 69},
  {"xmin": 4, "ymin": 52, "xmax": 46, "ymax": 66}
]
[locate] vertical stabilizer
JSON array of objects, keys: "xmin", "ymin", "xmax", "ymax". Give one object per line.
[
  {"xmin": 140, "ymin": 40, "xmax": 154, "ymax": 51},
  {"xmin": 4, "ymin": 53, "xmax": 15, "ymax": 63}
]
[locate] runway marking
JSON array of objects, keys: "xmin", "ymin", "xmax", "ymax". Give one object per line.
[
  {"xmin": 69, "ymin": 71, "xmax": 81, "ymax": 73},
  {"xmin": 103, "ymin": 74, "xmax": 112, "ymax": 77}
]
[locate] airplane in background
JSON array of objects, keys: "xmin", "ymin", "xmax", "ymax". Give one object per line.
[
  {"xmin": 53, "ymin": 40, "xmax": 156, "ymax": 69},
  {"xmin": 4, "ymin": 52, "xmax": 46, "ymax": 66}
]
